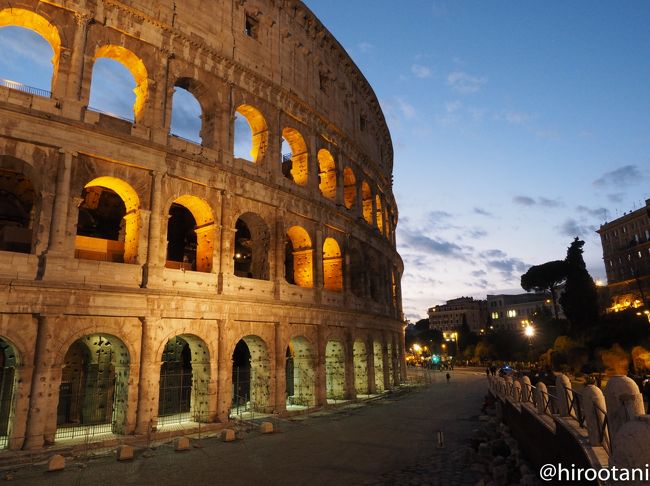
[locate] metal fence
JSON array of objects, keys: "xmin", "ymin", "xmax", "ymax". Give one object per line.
[{"xmin": 0, "ymin": 78, "xmax": 50, "ymax": 98}]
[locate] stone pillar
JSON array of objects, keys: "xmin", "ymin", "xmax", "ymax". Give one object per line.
[
  {"xmin": 315, "ymin": 326, "xmax": 327, "ymax": 406},
  {"xmin": 24, "ymin": 315, "xmax": 59, "ymax": 449},
  {"xmin": 610, "ymin": 416, "xmax": 650, "ymax": 471},
  {"xmin": 142, "ymin": 171, "xmax": 163, "ymax": 287},
  {"xmin": 366, "ymin": 336, "xmax": 376, "ymax": 394},
  {"xmin": 398, "ymin": 329, "xmax": 407, "ymax": 382},
  {"xmin": 344, "ymin": 330, "xmax": 355, "ymax": 399},
  {"xmin": 334, "ymin": 152, "xmax": 344, "ymax": 207},
  {"xmin": 273, "ymin": 208, "xmax": 286, "ymax": 298},
  {"xmin": 314, "ymin": 229, "xmax": 323, "ymax": 290},
  {"xmin": 391, "ymin": 335, "xmax": 400, "ymax": 386},
  {"xmin": 604, "ymin": 375, "xmax": 645, "ymax": 440},
  {"xmin": 135, "ymin": 317, "xmax": 161, "ymax": 434},
  {"xmin": 381, "ymin": 338, "xmax": 390, "ymax": 390},
  {"xmin": 274, "ymin": 322, "xmax": 286, "ymax": 413},
  {"xmin": 47, "ymin": 150, "xmax": 73, "ymax": 254},
  {"xmin": 555, "ymin": 374, "xmax": 572, "ymax": 416},
  {"xmin": 354, "ymin": 180, "xmax": 364, "ymax": 220},
  {"xmin": 216, "ymin": 320, "xmax": 231, "ymax": 421},
  {"xmin": 519, "ymin": 375, "xmax": 532, "ymax": 403},
  {"xmin": 582, "ymin": 385, "xmax": 608, "ymax": 447},
  {"xmin": 64, "ymin": 13, "xmax": 91, "ymax": 105},
  {"xmin": 535, "ymin": 381, "xmax": 549, "ymax": 414},
  {"xmin": 217, "ymin": 191, "xmax": 232, "ymax": 293}
]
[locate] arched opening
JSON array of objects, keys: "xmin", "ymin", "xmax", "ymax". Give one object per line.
[
  {"xmin": 375, "ymin": 195, "xmax": 384, "ymax": 234},
  {"xmin": 285, "ymin": 226, "xmax": 313, "ymax": 288},
  {"xmin": 325, "ymin": 341, "xmax": 345, "ymax": 401},
  {"xmin": 166, "ymin": 196, "xmax": 215, "ymax": 273},
  {"xmin": 387, "ymin": 341, "xmax": 395, "ymax": 387},
  {"xmin": 0, "ymin": 9, "xmax": 61, "ymax": 95},
  {"xmin": 286, "ymin": 337, "xmax": 315, "ymax": 409},
  {"xmin": 231, "ymin": 336, "xmax": 270, "ymax": 415},
  {"xmin": 353, "ymin": 340, "xmax": 368, "ymax": 398},
  {"xmin": 56, "ymin": 334, "xmax": 130, "ymax": 440},
  {"xmin": 169, "ymin": 85, "xmax": 202, "ymax": 144},
  {"xmin": 0, "ymin": 168, "xmax": 35, "ymax": 253},
  {"xmin": 0, "ymin": 339, "xmax": 18, "ymax": 449},
  {"xmin": 234, "ymin": 213, "xmax": 270, "ymax": 280},
  {"xmin": 75, "ymin": 177, "xmax": 140, "ymax": 264},
  {"xmin": 323, "ymin": 237, "xmax": 343, "ymax": 292},
  {"xmin": 361, "ymin": 182, "xmax": 373, "ymax": 225},
  {"xmin": 373, "ymin": 341, "xmax": 385, "ymax": 393},
  {"xmin": 281, "ymin": 128, "xmax": 309, "ymax": 185},
  {"xmin": 89, "ymin": 45, "xmax": 148, "ymax": 122},
  {"xmin": 234, "ymin": 104, "xmax": 268, "ymax": 163},
  {"xmin": 318, "ymin": 149, "xmax": 336, "ymax": 201},
  {"xmin": 349, "ymin": 248, "xmax": 365, "ymax": 298},
  {"xmin": 343, "ymin": 167, "xmax": 356, "ymax": 210},
  {"xmin": 158, "ymin": 335, "xmax": 210, "ymax": 426}
]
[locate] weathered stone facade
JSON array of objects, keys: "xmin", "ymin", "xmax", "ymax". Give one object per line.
[{"xmin": 0, "ymin": 0, "xmax": 404, "ymax": 450}]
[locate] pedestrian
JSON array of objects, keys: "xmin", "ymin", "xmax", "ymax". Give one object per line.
[
  {"xmin": 486, "ymin": 367, "xmax": 490, "ymax": 377},
  {"xmin": 446, "ymin": 372, "xmax": 451, "ymax": 384}
]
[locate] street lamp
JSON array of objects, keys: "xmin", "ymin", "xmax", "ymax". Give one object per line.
[{"xmin": 524, "ymin": 324, "xmax": 535, "ymax": 362}]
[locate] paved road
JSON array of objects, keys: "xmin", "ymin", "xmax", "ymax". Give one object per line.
[{"xmin": 11, "ymin": 370, "xmax": 487, "ymax": 486}]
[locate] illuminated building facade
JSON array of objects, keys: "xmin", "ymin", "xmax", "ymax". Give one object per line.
[
  {"xmin": 427, "ymin": 297, "xmax": 487, "ymax": 333},
  {"xmin": 597, "ymin": 199, "xmax": 650, "ymax": 312},
  {"xmin": 0, "ymin": 0, "xmax": 404, "ymax": 450},
  {"xmin": 487, "ymin": 293, "xmax": 554, "ymax": 331}
]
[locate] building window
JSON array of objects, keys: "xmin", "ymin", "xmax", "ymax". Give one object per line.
[
  {"xmin": 507, "ymin": 309, "xmax": 517, "ymax": 318},
  {"xmin": 245, "ymin": 14, "xmax": 258, "ymax": 38},
  {"xmin": 491, "ymin": 312, "xmax": 499, "ymax": 320},
  {"xmin": 359, "ymin": 115, "xmax": 367, "ymax": 131}
]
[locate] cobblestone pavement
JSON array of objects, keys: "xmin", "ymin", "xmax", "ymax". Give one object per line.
[{"xmin": 7, "ymin": 370, "xmax": 488, "ymax": 486}]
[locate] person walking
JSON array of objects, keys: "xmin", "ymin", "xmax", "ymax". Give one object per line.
[{"xmin": 446, "ymin": 372, "xmax": 451, "ymax": 384}]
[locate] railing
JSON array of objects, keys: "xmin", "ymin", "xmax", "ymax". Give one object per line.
[
  {"xmin": 564, "ymin": 385, "xmax": 586, "ymax": 427},
  {"xmin": 87, "ymin": 105, "xmax": 134, "ymax": 123},
  {"xmin": 0, "ymin": 78, "xmax": 51, "ymax": 98},
  {"xmin": 593, "ymin": 401, "xmax": 612, "ymax": 455}
]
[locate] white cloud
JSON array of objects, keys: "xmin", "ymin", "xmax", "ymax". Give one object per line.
[
  {"xmin": 397, "ymin": 97, "xmax": 416, "ymax": 120},
  {"xmin": 411, "ymin": 64, "xmax": 432, "ymax": 79},
  {"xmin": 357, "ymin": 42, "xmax": 373, "ymax": 53},
  {"xmin": 446, "ymin": 71, "xmax": 487, "ymax": 94}
]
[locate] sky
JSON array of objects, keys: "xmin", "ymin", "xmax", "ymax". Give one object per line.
[{"xmin": 2, "ymin": 2, "xmax": 650, "ymax": 322}]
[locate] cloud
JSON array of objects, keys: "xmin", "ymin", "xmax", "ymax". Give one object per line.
[
  {"xmin": 474, "ymin": 207, "xmax": 493, "ymax": 217},
  {"xmin": 577, "ymin": 205, "xmax": 608, "ymax": 220},
  {"xmin": 472, "ymin": 270, "xmax": 487, "ymax": 278},
  {"xmin": 484, "ymin": 257, "xmax": 529, "ymax": 279},
  {"xmin": 480, "ymin": 249, "xmax": 507, "ymax": 259},
  {"xmin": 357, "ymin": 42, "xmax": 373, "ymax": 53},
  {"xmin": 593, "ymin": 165, "xmax": 643, "ymax": 188},
  {"xmin": 447, "ymin": 71, "xmax": 487, "ymax": 94},
  {"xmin": 607, "ymin": 193, "xmax": 624, "ymax": 203},
  {"xmin": 513, "ymin": 196, "xmax": 536, "ymax": 206},
  {"xmin": 513, "ymin": 196, "xmax": 563, "ymax": 208},
  {"xmin": 411, "ymin": 64, "xmax": 432, "ymax": 79},
  {"xmin": 445, "ymin": 100, "xmax": 463, "ymax": 113},
  {"xmin": 401, "ymin": 229, "xmax": 469, "ymax": 260},
  {"xmin": 468, "ymin": 228, "xmax": 488, "ymax": 239},
  {"xmin": 397, "ymin": 97, "xmax": 416, "ymax": 120},
  {"xmin": 539, "ymin": 197, "xmax": 563, "ymax": 208},
  {"xmin": 558, "ymin": 218, "xmax": 596, "ymax": 238},
  {"xmin": 497, "ymin": 110, "xmax": 533, "ymax": 126}
]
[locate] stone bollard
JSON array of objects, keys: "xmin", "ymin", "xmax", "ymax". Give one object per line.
[
  {"xmin": 48, "ymin": 454, "xmax": 65, "ymax": 472},
  {"xmin": 610, "ymin": 415, "xmax": 650, "ymax": 476},
  {"xmin": 535, "ymin": 382, "xmax": 548, "ymax": 414},
  {"xmin": 260, "ymin": 422, "xmax": 273, "ymax": 434},
  {"xmin": 175, "ymin": 436, "xmax": 190, "ymax": 451},
  {"xmin": 513, "ymin": 381, "xmax": 522, "ymax": 402},
  {"xmin": 519, "ymin": 376, "xmax": 532, "ymax": 403},
  {"xmin": 582, "ymin": 384, "xmax": 608, "ymax": 447},
  {"xmin": 604, "ymin": 375, "xmax": 645, "ymax": 440},
  {"xmin": 116, "ymin": 445, "xmax": 134, "ymax": 461},
  {"xmin": 504, "ymin": 375, "xmax": 513, "ymax": 398},
  {"xmin": 222, "ymin": 429, "xmax": 236, "ymax": 442},
  {"xmin": 555, "ymin": 374, "xmax": 572, "ymax": 417}
]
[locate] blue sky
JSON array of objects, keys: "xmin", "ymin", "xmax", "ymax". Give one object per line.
[{"xmin": 2, "ymin": 2, "xmax": 650, "ymax": 322}]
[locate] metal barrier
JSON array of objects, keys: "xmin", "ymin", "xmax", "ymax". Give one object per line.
[{"xmin": 0, "ymin": 78, "xmax": 51, "ymax": 98}]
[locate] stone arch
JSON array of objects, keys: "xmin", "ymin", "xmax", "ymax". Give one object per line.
[
  {"xmin": 318, "ymin": 149, "xmax": 337, "ymax": 201},
  {"xmin": 373, "ymin": 340, "xmax": 385, "ymax": 393},
  {"xmin": 233, "ymin": 212, "xmax": 270, "ymax": 280},
  {"xmin": 75, "ymin": 176, "xmax": 140, "ymax": 264},
  {"xmin": 231, "ymin": 335, "xmax": 271, "ymax": 414},
  {"xmin": 285, "ymin": 226, "xmax": 313, "ymax": 288},
  {"xmin": 165, "ymin": 195, "xmax": 215, "ymax": 273},
  {"xmin": 343, "ymin": 167, "xmax": 356, "ymax": 210},
  {"xmin": 281, "ymin": 127, "xmax": 309, "ymax": 185},
  {"xmin": 386, "ymin": 340, "xmax": 394, "ymax": 388},
  {"xmin": 361, "ymin": 181, "xmax": 373, "ymax": 225},
  {"xmin": 325, "ymin": 340, "xmax": 346, "ymax": 400},
  {"xmin": 0, "ymin": 8, "xmax": 61, "ymax": 93},
  {"xmin": 0, "ymin": 338, "xmax": 18, "ymax": 448},
  {"xmin": 56, "ymin": 334, "xmax": 130, "ymax": 436},
  {"xmin": 323, "ymin": 237, "xmax": 343, "ymax": 292},
  {"xmin": 234, "ymin": 104, "xmax": 268, "ymax": 163},
  {"xmin": 353, "ymin": 340, "xmax": 369, "ymax": 396},
  {"xmin": 286, "ymin": 336, "xmax": 316, "ymax": 407},
  {"xmin": 375, "ymin": 195, "xmax": 384, "ymax": 234},
  {"xmin": 158, "ymin": 334, "xmax": 210, "ymax": 424},
  {"xmin": 0, "ymin": 162, "xmax": 37, "ymax": 254},
  {"xmin": 169, "ymin": 78, "xmax": 205, "ymax": 144},
  {"xmin": 92, "ymin": 45, "xmax": 149, "ymax": 122}
]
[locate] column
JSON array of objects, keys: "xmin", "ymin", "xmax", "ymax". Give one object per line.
[
  {"xmin": 382, "ymin": 337, "xmax": 391, "ymax": 390},
  {"xmin": 314, "ymin": 229, "xmax": 323, "ymax": 291},
  {"xmin": 273, "ymin": 207, "xmax": 286, "ymax": 298},
  {"xmin": 65, "ymin": 13, "xmax": 91, "ymax": 101},
  {"xmin": 315, "ymin": 326, "xmax": 327, "ymax": 406},
  {"xmin": 135, "ymin": 317, "xmax": 161, "ymax": 434},
  {"xmin": 47, "ymin": 150, "xmax": 73, "ymax": 254},
  {"xmin": 365, "ymin": 336, "xmax": 376, "ymax": 394},
  {"xmin": 217, "ymin": 191, "xmax": 232, "ymax": 293},
  {"xmin": 274, "ymin": 322, "xmax": 286, "ymax": 413},
  {"xmin": 344, "ymin": 330, "xmax": 355, "ymax": 399},
  {"xmin": 216, "ymin": 320, "xmax": 231, "ymax": 422},
  {"xmin": 142, "ymin": 171, "xmax": 163, "ymax": 287}
]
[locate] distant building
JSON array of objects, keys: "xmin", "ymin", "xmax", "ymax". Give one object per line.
[
  {"xmin": 427, "ymin": 297, "xmax": 488, "ymax": 333},
  {"xmin": 597, "ymin": 198, "xmax": 650, "ymax": 312},
  {"xmin": 487, "ymin": 293, "xmax": 555, "ymax": 331}
]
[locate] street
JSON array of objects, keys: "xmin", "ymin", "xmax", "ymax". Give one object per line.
[{"xmin": 11, "ymin": 370, "xmax": 487, "ymax": 486}]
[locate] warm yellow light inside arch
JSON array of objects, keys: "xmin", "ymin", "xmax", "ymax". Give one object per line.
[
  {"xmin": 323, "ymin": 237, "xmax": 343, "ymax": 292},
  {"xmin": 287, "ymin": 225, "xmax": 313, "ymax": 288},
  {"xmin": 0, "ymin": 8, "xmax": 61, "ymax": 83},
  {"xmin": 361, "ymin": 181, "xmax": 373, "ymax": 225},
  {"xmin": 95, "ymin": 45, "xmax": 149, "ymax": 120},
  {"xmin": 318, "ymin": 149, "xmax": 337, "ymax": 201},
  {"xmin": 375, "ymin": 195, "xmax": 384, "ymax": 234},
  {"xmin": 172, "ymin": 195, "xmax": 215, "ymax": 273},
  {"xmin": 343, "ymin": 167, "xmax": 356, "ymax": 210},
  {"xmin": 282, "ymin": 127, "xmax": 308, "ymax": 186},
  {"xmin": 236, "ymin": 104, "xmax": 268, "ymax": 162}
]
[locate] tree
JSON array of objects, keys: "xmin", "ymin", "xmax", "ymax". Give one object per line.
[
  {"xmin": 521, "ymin": 260, "xmax": 567, "ymax": 320},
  {"xmin": 559, "ymin": 237, "xmax": 599, "ymax": 336}
]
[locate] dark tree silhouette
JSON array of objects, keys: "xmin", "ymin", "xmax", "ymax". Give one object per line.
[
  {"xmin": 559, "ymin": 237, "xmax": 599, "ymax": 336},
  {"xmin": 521, "ymin": 260, "xmax": 567, "ymax": 320}
]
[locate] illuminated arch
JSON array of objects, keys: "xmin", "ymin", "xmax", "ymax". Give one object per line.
[
  {"xmin": 318, "ymin": 149, "xmax": 337, "ymax": 200},
  {"xmin": 94, "ymin": 45, "xmax": 149, "ymax": 121},
  {"xmin": 285, "ymin": 226, "xmax": 313, "ymax": 288},
  {"xmin": 325, "ymin": 340, "xmax": 345, "ymax": 400},
  {"xmin": 0, "ymin": 8, "xmax": 61, "ymax": 88},
  {"xmin": 235, "ymin": 104, "xmax": 268, "ymax": 162},
  {"xmin": 166, "ymin": 195, "xmax": 215, "ymax": 273},
  {"xmin": 281, "ymin": 128, "xmax": 308, "ymax": 185},
  {"xmin": 234, "ymin": 212, "xmax": 270, "ymax": 280},
  {"xmin": 323, "ymin": 237, "xmax": 343, "ymax": 292},
  {"xmin": 343, "ymin": 167, "xmax": 356, "ymax": 210},
  {"xmin": 361, "ymin": 182, "xmax": 373, "ymax": 225},
  {"xmin": 75, "ymin": 177, "xmax": 140, "ymax": 264},
  {"xmin": 0, "ymin": 166, "xmax": 36, "ymax": 254},
  {"xmin": 286, "ymin": 336, "xmax": 316, "ymax": 407},
  {"xmin": 375, "ymin": 195, "xmax": 384, "ymax": 234},
  {"xmin": 231, "ymin": 335, "xmax": 271, "ymax": 413}
]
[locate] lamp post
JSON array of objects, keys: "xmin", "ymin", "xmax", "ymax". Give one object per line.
[{"xmin": 524, "ymin": 324, "xmax": 535, "ymax": 363}]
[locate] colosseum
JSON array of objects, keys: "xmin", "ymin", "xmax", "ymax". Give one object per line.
[{"xmin": 0, "ymin": 0, "xmax": 404, "ymax": 450}]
